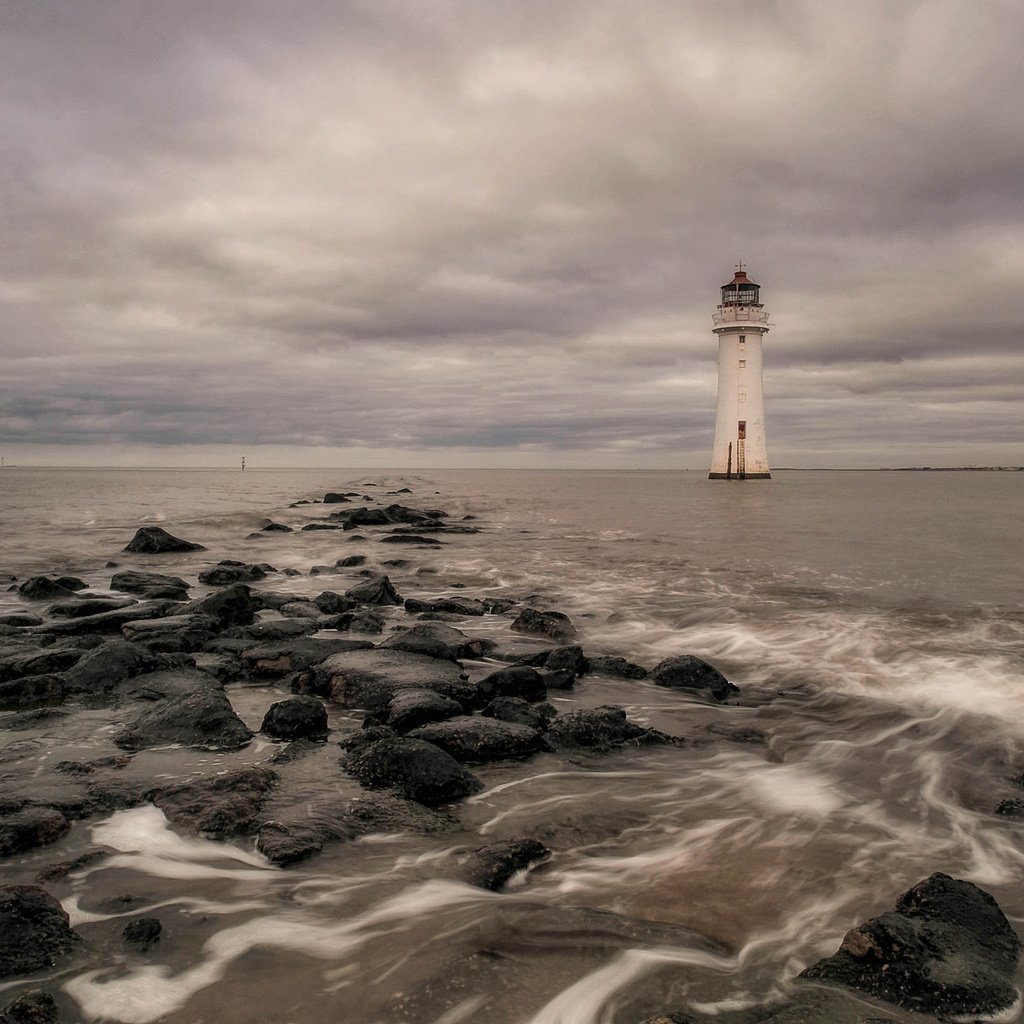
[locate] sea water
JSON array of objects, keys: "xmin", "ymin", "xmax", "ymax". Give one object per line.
[{"xmin": 0, "ymin": 467, "xmax": 1022, "ymax": 1023}]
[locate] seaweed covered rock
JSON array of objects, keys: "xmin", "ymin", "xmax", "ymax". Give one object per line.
[{"xmin": 800, "ymin": 872, "xmax": 1022, "ymax": 1017}]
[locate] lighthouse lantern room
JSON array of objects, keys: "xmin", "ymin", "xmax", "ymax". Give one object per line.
[{"xmin": 708, "ymin": 264, "xmax": 771, "ymax": 480}]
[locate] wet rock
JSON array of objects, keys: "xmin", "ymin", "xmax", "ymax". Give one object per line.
[
  {"xmin": 312, "ymin": 648, "xmax": 471, "ymax": 710},
  {"xmin": 344, "ymin": 735, "xmax": 483, "ymax": 804},
  {"xmin": 121, "ymin": 615, "xmax": 217, "ymax": 653},
  {"xmin": 115, "ymin": 687, "xmax": 254, "ymax": 751},
  {"xmin": 0, "ymin": 807, "xmax": 70, "ymax": 857},
  {"xmin": 404, "ymin": 596, "xmax": 487, "ymax": 616},
  {"xmin": 335, "ymin": 554, "xmax": 367, "ymax": 568},
  {"xmin": 0, "ymin": 646, "xmax": 82, "ymax": 682},
  {"xmin": 510, "ymin": 607, "xmax": 577, "ymax": 640},
  {"xmin": 800, "ymin": 872, "xmax": 1022, "ymax": 1017},
  {"xmin": 48, "ymin": 596, "xmax": 139, "ymax": 619},
  {"xmin": 519, "ymin": 645, "xmax": 588, "ymax": 675},
  {"xmin": 300, "ymin": 522, "xmax": 342, "ymax": 531},
  {"xmin": 408, "ymin": 716, "xmax": 543, "ymax": 764},
  {"xmin": 377, "ymin": 628, "xmax": 459, "ymax": 663},
  {"xmin": 332, "ymin": 609, "xmax": 387, "ymax": 634},
  {"xmin": 147, "ymin": 767, "xmax": 277, "ymax": 837},
  {"xmin": 219, "ymin": 618, "xmax": 312, "ymax": 644},
  {"xmin": 197, "ymin": 560, "xmax": 267, "ymax": 586},
  {"xmin": 379, "ymin": 534, "xmax": 443, "ymax": 546},
  {"xmin": 313, "ymin": 591, "xmax": 354, "ymax": 615},
  {"xmin": 323, "ymin": 492, "xmax": 354, "ymax": 503},
  {"xmin": 648, "ymin": 655, "xmax": 738, "ymax": 701},
  {"xmin": 261, "ymin": 696, "xmax": 328, "ymax": 740},
  {"xmin": 0, "ymin": 989, "xmax": 59, "ymax": 1024},
  {"xmin": 184, "ymin": 583, "xmax": 258, "ymax": 629},
  {"xmin": 241, "ymin": 637, "xmax": 372, "ymax": 677},
  {"xmin": 16, "ymin": 576, "xmax": 79, "ymax": 601},
  {"xmin": 123, "ymin": 917, "xmax": 162, "ymax": 951},
  {"xmin": 547, "ymin": 705, "xmax": 678, "ymax": 752},
  {"xmin": 483, "ymin": 597, "xmax": 517, "ymax": 614},
  {"xmin": 61, "ymin": 640, "xmax": 174, "ymax": 697},
  {"xmin": 541, "ymin": 668, "xmax": 576, "ymax": 691},
  {"xmin": 706, "ymin": 722, "xmax": 769, "ymax": 745},
  {"xmin": 587, "ymin": 655, "xmax": 649, "ymax": 679},
  {"xmin": 482, "ymin": 697, "xmax": 555, "ymax": 732},
  {"xmin": 0, "ymin": 614, "xmax": 44, "ymax": 628},
  {"xmin": 475, "ymin": 665, "xmax": 547, "ymax": 703},
  {"xmin": 110, "ymin": 569, "xmax": 190, "ymax": 598},
  {"xmin": 385, "ymin": 688, "xmax": 465, "ymax": 733},
  {"xmin": 995, "ymin": 798, "xmax": 1024, "ymax": 817},
  {"xmin": 32, "ymin": 601, "xmax": 183, "ymax": 636},
  {"xmin": 35, "ymin": 851, "xmax": 108, "ymax": 883},
  {"xmin": 256, "ymin": 793, "xmax": 456, "ymax": 865},
  {"xmin": 460, "ymin": 837, "xmax": 550, "ymax": 891},
  {"xmin": 0, "ymin": 885, "xmax": 79, "ymax": 977},
  {"xmin": 0, "ymin": 675, "xmax": 64, "ymax": 710},
  {"xmin": 345, "ymin": 574, "xmax": 402, "ymax": 606},
  {"xmin": 123, "ymin": 526, "xmax": 205, "ymax": 553},
  {"xmin": 331, "ymin": 504, "xmax": 445, "ymax": 527},
  {"xmin": 279, "ymin": 601, "xmax": 322, "ymax": 620}
]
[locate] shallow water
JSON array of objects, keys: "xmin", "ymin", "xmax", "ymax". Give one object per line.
[{"xmin": 1, "ymin": 467, "xmax": 1023, "ymax": 1022}]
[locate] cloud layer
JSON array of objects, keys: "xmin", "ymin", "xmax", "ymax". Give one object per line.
[{"xmin": 3, "ymin": 0, "xmax": 1023, "ymax": 467}]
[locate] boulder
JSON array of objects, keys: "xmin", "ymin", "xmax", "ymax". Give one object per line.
[
  {"xmin": 0, "ymin": 646, "xmax": 82, "ymax": 683},
  {"xmin": 547, "ymin": 706, "xmax": 678, "ymax": 752},
  {"xmin": 322, "ymin": 492, "xmax": 353, "ymax": 503},
  {"xmin": 312, "ymin": 648, "xmax": 471, "ymax": 709},
  {"xmin": 261, "ymin": 696, "xmax": 329, "ymax": 740},
  {"xmin": 198, "ymin": 561, "xmax": 267, "ymax": 586},
  {"xmin": 16, "ymin": 576, "xmax": 78, "ymax": 601},
  {"xmin": 519, "ymin": 645, "xmax": 588, "ymax": 675},
  {"xmin": 475, "ymin": 665, "xmax": 547, "ymax": 703},
  {"xmin": 510, "ymin": 607, "xmax": 577, "ymax": 640},
  {"xmin": 256, "ymin": 793, "xmax": 456, "ymax": 865},
  {"xmin": 110, "ymin": 569, "xmax": 190, "ymax": 598},
  {"xmin": 345, "ymin": 575, "xmax": 402, "ymax": 606},
  {"xmin": 379, "ymin": 534, "xmax": 443, "ymax": 546},
  {"xmin": 0, "ymin": 990, "xmax": 59, "ymax": 1024},
  {"xmin": 47, "ymin": 597, "xmax": 138, "ymax": 618},
  {"xmin": 29, "ymin": 601, "xmax": 180, "ymax": 636},
  {"xmin": 0, "ymin": 614, "xmax": 44, "ymax": 628},
  {"xmin": 336, "ymin": 554, "xmax": 366, "ymax": 568},
  {"xmin": 115, "ymin": 688, "xmax": 254, "ymax": 751},
  {"xmin": 147, "ymin": 767, "xmax": 277, "ymax": 837},
  {"xmin": 123, "ymin": 526, "xmax": 205, "ymax": 553},
  {"xmin": 385, "ymin": 689, "xmax": 465, "ymax": 733},
  {"xmin": 121, "ymin": 615, "xmax": 217, "ymax": 653},
  {"xmin": 0, "ymin": 808, "xmax": 70, "ymax": 857},
  {"xmin": 343, "ymin": 736, "xmax": 483, "ymax": 804},
  {"xmin": 482, "ymin": 697, "xmax": 555, "ymax": 732},
  {"xmin": 801, "ymin": 872, "xmax": 1022, "ymax": 1017},
  {"xmin": 408, "ymin": 716, "xmax": 543, "ymax": 764},
  {"xmin": 405, "ymin": 596, "xmax": 487, "ymax": 617},
  {"xmin": 377, "ymin": 628, "xmax": 460, "ymax": 663},
  {"xmin": 184, "ymin": 583, "xmax": 258, "ymax": 629},
  {"xmin": 313, "ymin": 591, "xmax": 354, "ymax": 615},
  {"xmin": 0, "ymin": 675, "xmax": 64, "ymax": 710},
  {"xmin": 241, "ymin": 637, "xmax": 372, "ymax": 677},
  {"xmin": 587, "ymin": 655, "xmax": 648, "ymax": 679},
  {"xmin": 0, "ymin": 885, "xmax": 79, "ymax": 977},
  {"xmin": 648, "ymin": 655, "xmax": 737, "ymax": 701},
  {"xmin": 331, "ymin": 504, "xmax": 445, "ymax": 527},
  {"xmin": 460, "ymin": 837, "xmax": 550, "ymax": 891}
]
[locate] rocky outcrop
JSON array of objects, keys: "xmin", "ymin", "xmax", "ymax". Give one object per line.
[
  {"xmin": 800, "ymin": 872, "xmax": 1022, "ymax": 1017},
  {"xmin": 405, "ymin": 596, "xmax": 487, "ymax": 616},
  {"xmin": 510, "ymin": 608, "xmax": 577, "ymax": 640},
  {"xmin": 0, "ymin": 885, "xmax": 79, "ymax": 977},
  {"xmin": 184, "ymin": 583, "xmax": 258, "ymax": 629},
  {"xmin": 547, "ymin": 706, "xmax": 677, "ymax": 752},
  {"xmin": 123, "ymin": 526, "xmax": 205, "ymax": 553},
  {"xmin": 407, "ymin": 716, "xmax": 543, "ymax": 764},
  {"xmin": 648, "ymin": 655, "xmax": 738, "ymax": 701},
  {"xmin": 345, "ymin": 575, "xmax": 402, "ymax": 606},
  {"xmin": 110, "ymin": 569, "xmax": 190, "ymax": 599},
  {"xmin": 115, "ymin": 686, "xmax": 254, "ymax": 751},
  {"xmin": 260, "ymin": 696, "xmax": 328, "ymax": 740},
  {"xmin": 343, "ymin": 735, "xmax": 483, "ymax": 804},
  {"xmin": 148, "ymin": 767, "xmax": 277, "ymax": 837}
]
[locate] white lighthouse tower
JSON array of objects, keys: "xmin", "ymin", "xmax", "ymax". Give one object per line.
[{"xmin": 709, "ymin": 264, "xmax": 771, "ymax": 480}]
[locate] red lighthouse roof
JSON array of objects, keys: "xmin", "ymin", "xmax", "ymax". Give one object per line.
[{"xmin": 721, "ymin": 268, "xmax": 759, "ymax": 289}]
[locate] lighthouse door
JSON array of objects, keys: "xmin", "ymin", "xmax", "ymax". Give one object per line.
[{"xmin": 737, "ymin": 421, "xmax": 747, "ymax": 479}]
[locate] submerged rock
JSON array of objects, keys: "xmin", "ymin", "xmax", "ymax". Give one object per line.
[
  {"xmin": 459, "ymin": 837, "xmax": 550, "ymax": 891},
  {"xmin": 0, "ymin": 885, "xmax": 79, "ymax": 977},
  {"xmin": 123, "ymin": 526, "xmax": 205, "ymax": 553},
  {"xmin": 0, "ymin": 989, "xmax": 60, "ymax": 1024},
  {"xmin": 344, "ymin": 735, "xmax": 483, "ymax": 804},
  {"xmin": 197, "ymin": 560, "xmax": 267, "ymax": 586},
  {"xmin": 16, "ymin": 576, "xmax": 79, "ymax": 601},
  {"xmin": 408, "ymin": 716, "xmax": 543, "ymax": 764},
  {"xmin": 547, "ymin": 705, "xmax": 678, "ymax": 752},
  {"xmin": 0, "ymin": 807, "xmax": 70, "ymax": 858},
  {"xmin": 800, "ymin": 872, "xmax": 1022, "ymax": 1017},
  {"xmin": 148, "ymin": 767, "xmax": 277, "ymax": 837},
  {"xmin": 122, "ymin": 917, "xmax": 162, "ymax": 952},
  {"xmin": 648, "ymin": 655, "xmax": 738, "ymax": 701},
  {"xmin": 587, "ymin": 654, "xmax": 649, "ymax": 679},
  {"xmin": 404, "ymin": 596, "xmax": 487, "ymax": 616}
]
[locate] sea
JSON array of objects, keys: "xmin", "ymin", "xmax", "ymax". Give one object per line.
[{"xmin": 0, "ymin": 466, "xmax": 1022, "ymax": 1023}]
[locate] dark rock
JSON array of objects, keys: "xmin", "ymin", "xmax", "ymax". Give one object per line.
[
  {"xmin": 121, "ymin": 615, "xmax": 217, "ymax": 654},
  {"xmin": 648, "ymin": 655, "xmax": 738, "ymax": 701},
  {"xmin": 313, "ymin": 592, "xmax": 354, "ymax": 615},
  {"xmin": 460, "ymin": 837, "xmax": 550, "ymax": 891},
  {"xmin": 511, "ymin": 607, "xmax": 577, "ymax": 640},
  {"xmin": 475, "ymin": 665, "xmax": 547, "ymax": 703},
  {"xmin": 322, "ymin": 492, "xmax": 351, "ymax": 503},
  {"xmin": 62, "ymin": 641, "xmax": 174, "ymax": 696},
  {"xmin": 48, "ymin": 596, "xmax": 139, "ymax": 618},
  {"xmin": 311, "ymin": 649, "xmax": 471, "ymax": 709},
  {"xmin": 379, "ymin": 534, "xmax": 443, "ymax": 546},
  {"xmin": 258, "ymin": 521, "xmax": 292, "ymax": 533},
  {"xmin": 344, "ymin": 736, "xmax": 483, "ymax": 804},
  {"xmin": 35, "ymin": 851, "xmax": 108, "ymax": 883},
  {"xmin": 300, "ymin": 522, "xmax": 342, "ymax": 531},
  {"xmin": 123, "ymin": 526, "xmax": 205, "ymax": 553},
  {"xmin": 309, "ymin": 564, "xmax": 338, "ymax": 576},
  {"xmin": 31, "ymin": 600, "xmax": 183, "ymax": 636},
  {"xmin": 115, "ymin": 688, "xmax": 254, "ymax": 751},
  {"xmin": 184, "ymin": 584, "xmax": 258, "ymax": 629},
  {"xmin": 0, "ymin": 614, "xmax": 44, "ymax": 627},
  {"xmin": 482, "ymin": 697, "xmax": 555, "ymax": 732},
  {"xmin": 123, "ymin": 917, "xmax": 162, "ymax": 951},
  {"xmin": 386, "ymin": 689, "xmax": 464, "ymax": 733},
  {"xmin": 241, "ymin": 637, "xmax": 372, "ymax": 677},
  {"xmin": 0, "ymin": 808, "xmax": 70, "ymax": 857},
  {"xmin": 995, "ymin": 798, "xmax": 1024, "ymax": 818},
  {"xmin": 377, "ymin": 629, "xmax": 459, "ymax": 663},
  {"xmin": 542, "ymin": 669, "xmax": 576, "ymax": 690},
  {"xmin": 408, "ymin": 716, "xmax": 543, "ymax": 764},
  {"xmin": 332, "ymin": 609, "xmax": 386, "ymax": 634},
  {"xmin": 0, "ymin": 990, "xmax": 59, "ymax": 1024},
  {"xmin": 336, "ymin": 554, "xmax": 366, "ymax": 567},
  {"xmin": 147, "ymin": 767, "xmax": 277, "ymax": 837},
  {"xmin": 345, "ymin": 575, "xmax": 402, "ymax": 606},
  {"xmin": 54, "ymin": 576, "xmax": 87, "ymax": 592},
  {"xmin": 331, "ymin": 504, "xmax": 445, "ymax": 527},
  {"xmin": 587, "ymin": 655, "xmax": 649, "ymax": 679},
  {"xmin": 381, "ymin": 622, "xmax": 488, "ymax": 661},
  {"xmin": 261, "ymin": 696, "xmax": 328, "ymax": 740},
  {"xmin": 706, "ymin": 723, "xmax": 769, "ymax": 744},
  {"xmin": 519, "ymin": 645, "xmax": 588, "ymax": 674},
  {"xmin": 547, "ymin": 706, "xmax": 678, "ymax": 752},
  {"xmin": 800, "ymin": 872, "xmax": 1022, "ymax": 1017},
  {"xmin": 0, "ymin": 885, "xmax": 79, "ymax": 977},
  {"xmin": 279, "ymin": 600, "xmax": 321, "ymax": 619},
  {"xmin": 111, "ymin": 569, "xmax": 189, "ymax": 595},
  {"xmin": 16, "ymin": 577, "xmax": 77, "ymax": 601},
  {"xmin": 198, "ymin": 560, "xmax": 267, "ymax": 586},
  {"xmin": 404, "ymin": 596, "xmax": 487, "ymax": 616},
  {"xmin": 256, "ymin": 793, "xmax": 455, "ymax": 865},
  {"xmin": 0, "ymin": 646, "xmax": 82, "ymax": 682},
  {"xmin": 483, "ymin": 597, "xmax": 517, "ymax": 614},
  {"xmin": 0, "ymin": 675, "xmax": 64, "ymax": 710}
]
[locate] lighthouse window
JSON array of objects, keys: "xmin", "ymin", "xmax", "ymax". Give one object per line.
[
  {"xmin": 738, "ymin": 386, "xmax": 747, "ymax": 403},
  {"xmin": 739, "ymin": 335, "xmax": 746, "ymax": 344},
  {"xmin": 739, "ymin": 359, "xmax": 747, "ymax": 368}
]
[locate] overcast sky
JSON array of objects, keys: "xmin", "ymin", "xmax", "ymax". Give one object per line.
[{"xmin": 2, "ymin": 0, "xmax": 1022, "ymax": 469}]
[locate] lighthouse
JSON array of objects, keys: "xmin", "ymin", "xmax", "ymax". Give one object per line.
[{"xmin": 709, "ymin": 264, "xmax": 771, "ymax": 479}]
